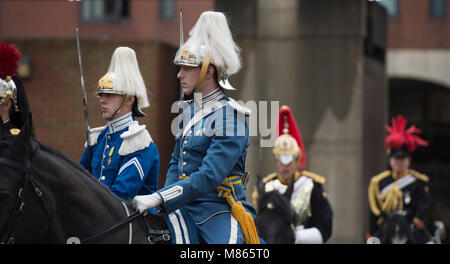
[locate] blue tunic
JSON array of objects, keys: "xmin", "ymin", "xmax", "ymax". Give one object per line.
[
  {"xmin": 80, "ymin": 113, "xmax": 160, "ymax": 201},
  {"xmin": 156, "ymin": 89, "xmax": 256, "ymax": 243}
]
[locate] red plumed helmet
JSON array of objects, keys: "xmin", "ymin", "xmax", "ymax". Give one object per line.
[
  {"xmin": 385, "ymin": 115, "xmax": 429, "ymax": 155},
  {"xmin": 273, "ymin": 105, "xmax": 306, "ymax": 168},
  {"xmin": 0, "ymin": 43, "xmax": 22, "ymax": 78}
]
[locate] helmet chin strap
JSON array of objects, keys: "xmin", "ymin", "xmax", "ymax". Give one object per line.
[
  {"xmin": 106, "ymin": 95, "xmax": 129, "ymax": 121},
  {"xmin": 193, "ymin": 53, "xmax": 211, "ymax": 91}
]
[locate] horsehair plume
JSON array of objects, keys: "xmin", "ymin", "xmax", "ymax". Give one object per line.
[
  {"xmin": 107, "ymin": 46, "xmax": 149, "ymax": 108},
  {"xmin": 278, "ymin": 106, "xmax": 306, "ymax": 168},
  {"xmin": 0, "ymin": 43, "xmax": 22, "ymax": 77},
  {"xmin": 385, "ymin": 115, "xmax": 429, "ymax": 152},
  {"xmin": 186, "ymin": 11, "xmax": 241, "ymax": 75}
]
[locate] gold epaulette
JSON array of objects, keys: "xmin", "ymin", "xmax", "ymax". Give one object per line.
[
  {"xmin": 368, "ymin": 170, "xmax": 391, "ymax": 217},
  {"xmin": 410, "ymin": 169, "xmax": 429, "ymax": 183},
  {"xmin": 262, "ymin": 172, "xmax": 278, "ymax": 184},
  {"xmin": 301, "ymin": 170, "xmax": 326, "ymax": 185},
  {"xmin": 370, "ymin": 170, "xmax": 391, "ymax": 185}
]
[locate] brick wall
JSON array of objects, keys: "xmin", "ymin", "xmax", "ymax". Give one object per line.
[
  {"xmin": 0, "ymin": 0, "xmax": 214, "ymax": 47},
  {"xmin": 388, "ymin": 0, "xmax": 450, "ymax": 48},
  {"xmin": 5, "ymin": 38, "xmax": 178, "ymax": 188}
]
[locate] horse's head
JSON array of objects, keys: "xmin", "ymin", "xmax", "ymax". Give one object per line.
[
  {"xmin": 381, "ymin": 210, "xmax": 414, "ymax": 244},
  {"xmin": 0, "ymin": 112, "xmax": 33, "ymax": 193},
  {"xmin": 0, "ymin": 116, "xmax": 10, "ymax": 199},
  {"xmin": 255, "ymin": 175, "xmax": 296, "ymax": 244},
  {"xmin": 0, "ymin": 113, "xmax": 37, "ymax": 243},
  {"xmin": 1, "ymin": 113, "xmax": 153, "ymax": 243}
]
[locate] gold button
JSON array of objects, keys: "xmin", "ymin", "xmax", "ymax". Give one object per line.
[
  {"xmin": 183, "ymin": 151, "xmax": 187, "ymax": 155},
  {"xmin": 100, "ymin": 176, "xmax": 106, "ymax": 180},
  {"xmin": 182, "ymin": 162, "xmax": 187, "ymax": 166}
]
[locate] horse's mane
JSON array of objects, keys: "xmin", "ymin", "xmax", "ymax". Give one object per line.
[
  {"xmin": 33, "ymin": 139, "xmax": 125, "ymax": 205},
  {"xmin": 1, "ymin": 136, "xmax": 87, "ymax": 179},
  {"xmin": 36, "ymin": 141, "xmax": 90, "ymax": 178}
]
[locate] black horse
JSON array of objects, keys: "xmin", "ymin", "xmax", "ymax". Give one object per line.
[
  {"xmin": 379, "ymin": 210, "xmax": 415, "ymax": 244},
  {"xmin": 0, "ymin": 114, "xmax": 169, "ymax": 244},
  {"xmin": 378, "ymin": 210, "xmax": 434, "ymax": 244},
  {"xmin": 255, "ymin": 176, "xmax": 296, "ymax": 244}
]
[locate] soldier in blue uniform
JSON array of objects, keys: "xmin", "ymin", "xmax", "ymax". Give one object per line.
[
  {"xmin": 80, "ymin": 47, "xmax": 160, "ymax": 204},
  {"xmin": 368, "ymin": 115, "xmax": 431, "ymax": 243},
  {"xmin": 253, "ymin": 106, "xmax": 333, "ymax": 243},
  {"xmin": 132, "ymin": 11, "xmax": 260, "ymax": 244}
]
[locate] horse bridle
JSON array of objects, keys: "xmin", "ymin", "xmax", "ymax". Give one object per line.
[
  {"xmin": 0, "ymin": 144, "xmax": 170, "ymax": 244},
  {"xmin": 0, "ymin": 142, "xmax": 46, "ymax": 244}
]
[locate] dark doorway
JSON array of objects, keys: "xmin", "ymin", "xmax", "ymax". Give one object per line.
[{"xmin": 390, "ymin": 78, "xmax": 450, "ymax": 243}]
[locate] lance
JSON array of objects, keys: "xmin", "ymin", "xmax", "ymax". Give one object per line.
[
  {"xmin": 76, "ymin": 28, "xmax": 91, "ymax": 146},
  {"xmin": 177, "ymin": 8, "xmax": 185, "ymax": 139},
  {"xmin": 179, "ymin": 8, "xmax": 184, "ymax": 53},
  {"xmin": 179, "ymin": 8, "xmax": 184, "ymax": 104}
]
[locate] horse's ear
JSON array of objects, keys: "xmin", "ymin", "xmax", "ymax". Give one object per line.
[
  {"xmin": 284, "ymin": 174, "xmax": 295, "ymax": 200},
  {"xmin": 10, "ymin": 112, "xmax": 33, "ymax": 161}
]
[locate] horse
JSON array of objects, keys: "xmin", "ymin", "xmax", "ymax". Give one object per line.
[
  {"xmin": 0, "ymin": 113, "xmax": 170, "ymax": 244},
  {"xmin": 378, "ymin": 210, "xmax": 415, "ymax": 244},
  {"xmin": 378, "ymin": 210, "xmax": 436, "ymax": 244},
  {"xmin": 255, "ymin": 175, "xmax": 296, "ymax": 244}
]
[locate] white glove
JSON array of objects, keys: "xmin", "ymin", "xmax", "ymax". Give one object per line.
[
  {"xmin": 132, "ymin": 193, "xmax": 163, "ymax": 213},
  {"xmin": 295, "ymin": 226, "xmax": 324, "ymax": 244}
]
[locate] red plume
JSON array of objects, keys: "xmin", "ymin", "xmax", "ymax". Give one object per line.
[
  {"xmin": 0, "ymin": 43, "xmax": 22, "ymax": 78},
  {"xmin": 277, "ymin": 106, "xmax": 306, "ymax": 168},
  {"xmin": 385, "ymin": 115, "xmax": 429, "ymax": 153}
]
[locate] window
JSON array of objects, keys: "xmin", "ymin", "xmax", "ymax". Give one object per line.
[
  {"xmin": 159, "ymin": 0, "xmax": 175, "ymax": 21},
  {"xmin": 430, "ymin": 0, "xmax": 447, "ymax": 17},
  {"xmin": 378, "ymin": 0, "xmax": 399, "ymax": 18},
  {"xmin": 81, "ymin": 0, "xmax": 130, "ymax": 22}
]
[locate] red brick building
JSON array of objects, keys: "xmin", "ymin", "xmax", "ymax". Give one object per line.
[
  {"xmin": 384, "ymin": 0, "xmax": 450, "ymax": 48},
  {"xmin": 0, "ymin": 0, "xmax": 214, "ymax": 188}
]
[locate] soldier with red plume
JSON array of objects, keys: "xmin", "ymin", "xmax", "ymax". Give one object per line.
[
  {"xmin": 253, "ymin": 105, "xmax": 333, "ymax": 244},
  {"xmin": 368, "ymin": 115, "xmax": 431, "ymax": 243}
]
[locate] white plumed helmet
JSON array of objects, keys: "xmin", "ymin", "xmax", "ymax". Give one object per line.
[
  {"xmin": 173, "ymin": 11, "xmax": 241, "ymax": 90},
  {"xmin": 96, "ymin": 47, "xmax": 149, "ymax": 117}
]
